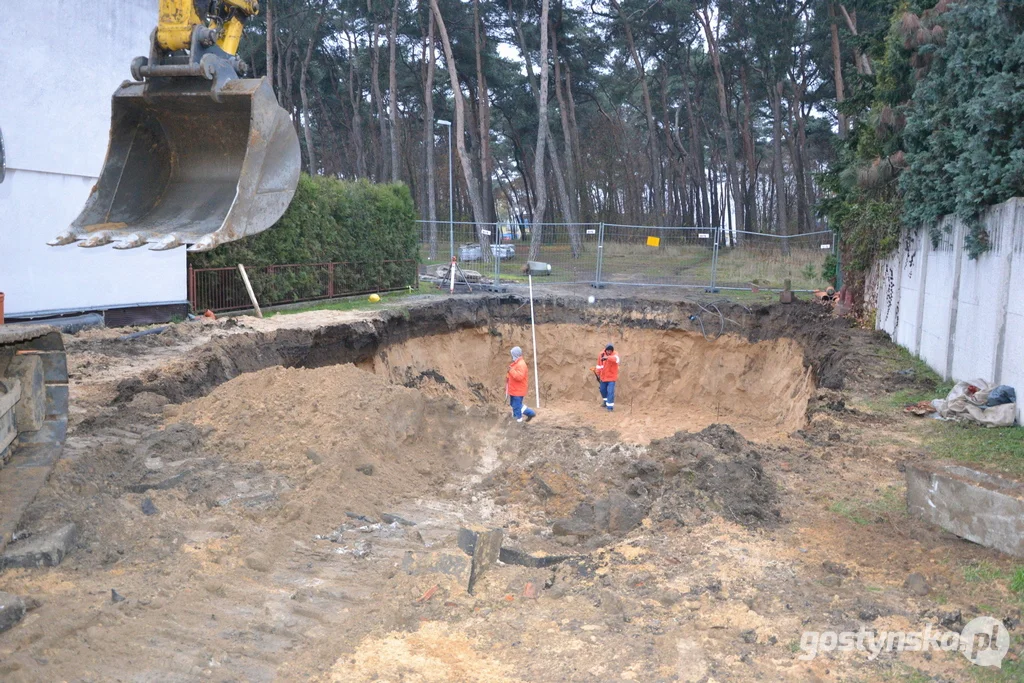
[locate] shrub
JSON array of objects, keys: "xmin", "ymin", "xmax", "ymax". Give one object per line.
[
  {"xmin": 191, "ymin": 174, "xmax": 417, "ymax": 267},
  {"xmin": 190, "ymin": 175, "xmax": 417, "ymax": 300}
]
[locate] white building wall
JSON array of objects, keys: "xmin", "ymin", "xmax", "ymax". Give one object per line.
[
  {"xmin": 875, "ymin": 198, "xmax": 1024, "ymax": 424},
  {"xmin": 0, "ymin": 1, "xmax": 186, "ymax": 317}
]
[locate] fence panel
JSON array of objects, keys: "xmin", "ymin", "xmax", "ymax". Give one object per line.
[
  {"xmin": 715, "ymin": 230, "xmax": 834, "ymax": 291},
  {"xmin": 507, "ymin": 223, "xmax": 601, "ymax": 284},
  {"xmin": 419, "ymin": 221, "xmax": 601, "ymax": 285},
  {"xmin": 414, "ymin": 222, "xmax": 837, "ymax": 291},
  {"xmin": 190, "ymin": 259, "xmax": 418, "ymax": 313},
  {"xmin": 418, "ymin": 221, "xmax": 481, "ymax": 278},
  {"xmin": 600, "ymin": 225, "xmax": 717, "ymax": 288}
]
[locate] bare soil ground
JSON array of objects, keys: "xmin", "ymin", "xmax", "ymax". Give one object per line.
[{"xmin": 0, "ymin": 294, "xmax": 1021, "ymax": 682}]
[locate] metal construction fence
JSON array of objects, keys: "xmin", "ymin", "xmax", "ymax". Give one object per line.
[
  {"xmin": 189, "ymin": 259, "xmax": 418, "ymax": 313},
  {"xmin": 418, "ymin": 221, "xmax": 835, "ymax": 291}
]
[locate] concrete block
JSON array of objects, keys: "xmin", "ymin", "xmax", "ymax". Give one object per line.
[
  {"xmin": 0, "ymin": 591, "xmax": 26, "ymax": 633},
  {"xmin": 1, "ymin": 523, "xmax": 78, "ymax": 569},
  {"xmin": 44, "ymin": 384, "xmax": 68, "ymax": 419},
  {"xmin": 457, "ymin": 526, "xmax": 504, "ymax": 594},
  {"xmin": 0, "ymin": 406, "xmax": 16, "ymax": 455},
  {"xmin": 0, "ymin": 379, "xmax": 21, "ymax": 418},
  {"xmin": 32, "ymin": 350, "xmax": 68, "ymax": 384},
  {"xmin": 17, "ymin": 418, "xmax": 67, "ymax": 446},
  {"xmin": 8, "ymin": 354, "xmax": 45, "ymax": 431},
  {"xmin": 907, "ymin": 463, "xmax": 1024, "ymax": 557}
]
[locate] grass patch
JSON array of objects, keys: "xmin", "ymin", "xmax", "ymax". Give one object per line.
[
  {"xmin": 964, "ymin": 560, "xmax": 1006, "ymax": 584},
  {"xmin": 264, "ymin": 289, "xmax": 418, "ymax": 317},
  {"xmin": 1009, "ymin": 568, "xmax": 1024, "ymax": 597},
  {"xmin": 924, "ymin": 421, "xmax": 1024, "ymax": 477},
  {"xmin": 972, "ymin": 656, "xmax": 1024, "ymax": 682},
  {"xmin": 829, "ymin": 486, "xmax": 906, "ymax": 526},
  {"xmin": 884, "ymin": 666, "xmax": 933, "ymax": 683},
  {"xmin": 829, "ymin": 500, "xmax": 871, "ymax": 525},
  {"xmin": 863, "ymin": 346, "xmax": 955, "ymax": 412}
]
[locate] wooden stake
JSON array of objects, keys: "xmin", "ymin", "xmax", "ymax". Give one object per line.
[
  {"xmin": 237, "ymin": 264, "xmax": 263, "ymax": 318},
  {"xmin": 529, "ymin": 274, "xmax": 541, "ymax": 409}
]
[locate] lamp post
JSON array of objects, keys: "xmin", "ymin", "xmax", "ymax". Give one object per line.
[{"xmin": 437, "ymin": 120, "xmax": 454, "ymax": 260}]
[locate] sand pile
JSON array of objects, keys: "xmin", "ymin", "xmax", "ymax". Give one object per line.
[{"xmin": 175, "ymin": 364, "xmax": 496, "ymax": 514}]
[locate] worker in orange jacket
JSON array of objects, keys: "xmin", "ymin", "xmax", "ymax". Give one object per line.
[
  {"xmin": 595, "ymin": 344, "xmax": 620, "ymax": 411},
  {"xmin": 506, "ymin": 346, "xmax": 536, "ymax": 423}
]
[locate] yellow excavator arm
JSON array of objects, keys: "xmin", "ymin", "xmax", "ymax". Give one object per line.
[
  {"xmin": 49, "ymin": 0, "xmax": 300, "ymax": 252},
  {"xmin": 156, "ymin": 0, "xmax": 258, "ymax": 54}
]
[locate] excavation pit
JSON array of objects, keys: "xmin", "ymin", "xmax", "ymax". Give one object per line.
[{"xmin": 361, "ymin": 324, "xmax": 814, "ymax": 442}]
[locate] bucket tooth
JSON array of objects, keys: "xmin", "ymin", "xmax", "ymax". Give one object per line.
[
  {"xmin": 149, "ymin": 234, "xmax": 183, "ymax": 251},
  {"xmin": 79, "ymin": 232, "xmax": 113, "ymax": 248},
  {"xmin": 187, "ymin": 234, "xmax": 219, "ymax": 253},
  {"xmin": 112, "ymin": 233, "xmax": 147, "ymax": 250},
  {"xmin": 47, "ymin": 231, "xmax": 79, "ymax": 247}
]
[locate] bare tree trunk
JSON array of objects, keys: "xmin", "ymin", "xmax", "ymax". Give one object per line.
[
  {"xmin": 299, "ymin": 11, "xmax": 324, "ymax": 174},
  {"xmin": 472, "ymin": 0, "xmax": 496, "ymax": 224},
  {"xmin": 552, "ymin": 26, "xmax": 578, "ymax": 222},
  {"xmin": 770, "ymin": 81, "xmax": 790, "ymax": 252},
  {"xmin": 527, "ymin": 0, "xmax": 551, "ymax": 260},
  {"xmin": 314, "ymin": 88, "xmax": 340, "ymax": 175},
  {"xmin": 265, "ymin": 0, "xmax": 274, "ymax": 88},
  {"xmin": 839, "ymin": 5, "xmax": 873, "ymax": 76},
  {"xmin": 548, "ymin": 23, "xmax": 580, "ymax": 256},
  {"xmin": 369, "ymin": 1, "xmax": 388, "ymax": 180},
  {"xmin": 423, "ymin": 8, "xmax": 438, "ymax": 259},
  {"xmin": 739, "ymin": 66, "xmax": 758, "ymax": 232},
  {"xmin": 610, "ymin": 0, "xmax": 663, "ymax": 222},
  {"xmin": 564, "ymin": 62, "xmax": 590, "ymax": 222},
  {"xmin": 698, "ymin": 8, "xmax": 744, "ymax": 235},
  {"xmin": 681, "ymin": 66, "xmax": 709, "ymax": 227},
  {"xmin": 429, "ymin": 0, "xmax": 489, "ymax": 258},
  {"xmin": 343, "ymin": 33, "xmax": 367, "ymax": 178},
  {"xmin": 388, "ymin": 0, "xmax": 400, "ymax": 183},
  {"xmin": 829, "ymin": 3, "xmax": 848, "ymax": 137}
]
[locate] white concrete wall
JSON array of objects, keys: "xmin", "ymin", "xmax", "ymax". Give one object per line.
[
  {"xmin": 875, "ymin": 198, "xmax": 1024, "ymax": 423},
  {"xmin": 0, "ymin": 1, "xmax": 186, "ymax": 317}
]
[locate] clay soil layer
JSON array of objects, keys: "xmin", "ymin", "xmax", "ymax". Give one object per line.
[{"xmin": 365, "ymin": 325, "xmax": 813, "ymax": 442}]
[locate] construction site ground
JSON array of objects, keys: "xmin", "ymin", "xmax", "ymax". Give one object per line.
[{"xmin": 0, "ymin": 292, "xmax": 1021, "ymax": 682}]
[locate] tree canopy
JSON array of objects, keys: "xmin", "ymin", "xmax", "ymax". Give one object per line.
[{"xmin": 248, "ymin": 0, "xmax": 1024, "ymax": 276}]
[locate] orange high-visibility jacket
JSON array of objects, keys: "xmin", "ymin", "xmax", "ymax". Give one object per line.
[
  {"xmin": 597, "ymin": 351, "xmax": 620, "ymax": 382},
  {"xmin": 507, "ymin": 357, "xmax": 529, "ymax": 397}
]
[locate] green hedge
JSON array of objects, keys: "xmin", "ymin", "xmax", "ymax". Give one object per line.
[{"xmin": 189, "ymin": 175, "xmax": 418, "ymax": 302}]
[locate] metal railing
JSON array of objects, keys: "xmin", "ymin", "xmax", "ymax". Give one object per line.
[
  {"xmin": 418, "ymin": 221, "xmax": 835, "ymax": 292},
  {"xmin": 188, "ymin": 259, "xmax": 418, "ymax": 313}
]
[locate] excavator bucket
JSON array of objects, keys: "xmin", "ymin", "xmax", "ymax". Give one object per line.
[{"xmin": 51, "ymin": 77, "xmax": 300, "ymax": 252}]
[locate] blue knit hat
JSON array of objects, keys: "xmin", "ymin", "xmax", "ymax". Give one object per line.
[{"xmin": 511, "ymin": 346, "xmax": 523, "ymax": 360}]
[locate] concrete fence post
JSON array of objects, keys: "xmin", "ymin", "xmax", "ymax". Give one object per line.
[
  {"xmin": 991, "ymin": 201, "xmax": 1017, "ymax": 385},
  {"xmin": 913, "ymin": 229, "xmax": 929, "ymax": 358},
  {"xmin": 944, "ymin": 219, "xmax": 965, "ymax": 381}
]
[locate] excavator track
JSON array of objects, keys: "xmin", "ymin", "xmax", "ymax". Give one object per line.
[{"xmin": 0, "ymin": 326, "xmax": 68, "ymax": 555}]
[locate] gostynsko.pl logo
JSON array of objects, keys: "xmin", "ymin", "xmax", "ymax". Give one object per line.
[{"xmin": 798, "ymin": 617, "xmax": 1010, "ymax": 668}]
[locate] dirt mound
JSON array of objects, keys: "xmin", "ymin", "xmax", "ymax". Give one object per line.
[
  {"xmin": 481, "ymin": 423, "xmax": 781, "ymax": 550},
  {"xmin": 366, "ymin": 324, "xmax": 813, "ymax": 442},
  {"xmin": 174, "ymin": 364, "xmax": 498, "ymax": 521},
  {"xmin": 647, "ymin": 424, "xmax": 781, "ymax": 527}
]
